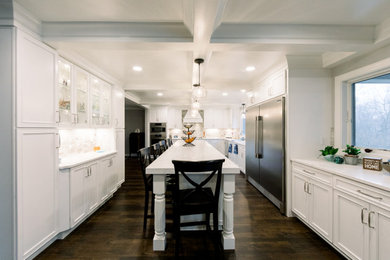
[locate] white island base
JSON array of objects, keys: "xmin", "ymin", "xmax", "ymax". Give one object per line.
[{"xmin": 146, "ymin": 140, "xmax": 240, "ymax": 251}]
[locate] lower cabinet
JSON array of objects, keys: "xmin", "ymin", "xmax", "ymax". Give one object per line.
[
  {"xmin": 206, "ymin": 139, "xmax": 227, "ymax": 156},
  {"xmin": 292, "ymin": 165, "xmax": 333, "ymax": 242},
  {"xmin": 99, "ymin": 156, "xmax": 117, "ymax": 202},
  {"xmin": 293, "ymin": 161, "xmax": 390, "ymax": 260},
  {"xmin": 115, "ymin": 129, "xmax": 125, "ymax": 186},
  {"xmin": 70, "ymin": 162, "xmax": 99, "ymax": 227}
]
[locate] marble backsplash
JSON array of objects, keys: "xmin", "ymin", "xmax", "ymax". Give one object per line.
[
  {"xmin": 59, "ymin": 128, "xmax": 115, "ymax": 157},
  {"xmin": 168, "ymin": 127, "xmax": 240, "ymax": 139}
]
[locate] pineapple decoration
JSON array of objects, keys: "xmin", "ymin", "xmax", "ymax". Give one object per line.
[{"xmin": 182, "ymin": 124, "xmax": 196, "ymax": 146}]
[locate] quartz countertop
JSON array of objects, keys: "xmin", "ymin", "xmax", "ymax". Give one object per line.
[
  {"xmin": 292, "ymin": 158, "xmax": 390, "ymax": 192},
  {"xmin": 59, "ymin": 150, "xmax": 117, "ymax": 169},
  {"xmin": 146, "ymin": 140, "xmax": 240, "ymax": 175}
]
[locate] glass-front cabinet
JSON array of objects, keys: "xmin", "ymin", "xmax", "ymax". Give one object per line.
[
  {"xmin": 57, "ymin": 58, "xmax": 111, "ymax": 127},
  {"xmin": 74, "ymin": 67, "xmax": 89, "ymax": 126},
  {"xmin": 58, "ymin": 59, "xmax": 72, "ymax": 124}
]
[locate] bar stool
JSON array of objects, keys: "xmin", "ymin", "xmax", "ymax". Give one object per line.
[
  {"xmin": 171, "ymin": 159, "xmax": 225, "ymax": 255},
  {"xmin": 137, "ymin": 147, "xmax": 155, "ymax": 230},
  {"xmin": 151, "ymin": 143, "xmax": 161, "ymax": 159},
  {"xmin": 159, "ymin": 140, "xmax": 167, "ymax": 153}
]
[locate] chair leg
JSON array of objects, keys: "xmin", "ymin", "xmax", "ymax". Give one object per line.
[
  {"xmin": 206, "ymin": 213, "xmax": 211, "ymax": 231},
  {"xmin": 174, "ymin": 212, "xmax": 180, "ymax": 256},
  {"xmin": 213, "ymin": 210, "xmax": 218, "ymax": 232},
  {"xmin": 143, "ymin": 191, "xmax": 149, "ymax": 230}
]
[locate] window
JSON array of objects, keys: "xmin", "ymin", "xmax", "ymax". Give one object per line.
[{"xmin": 352, "ymin": 73, "xmax": 390, "ymax": 150}]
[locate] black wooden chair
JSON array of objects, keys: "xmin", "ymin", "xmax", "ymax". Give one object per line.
[
  {"xmin": 159, "ymin": 140, "xmax": 168, "ymax": 153},
  {"xmin": 151, "ymin": 143, "xmax": 161, "ymax": 159},
  {"xmin": 171, "ymin": 159, "xmax": 225, "ymax": 255},
  {"xmin": 137, "ymin": 147, "xmax": 155, "ymax": 230},
  {"xmin": 167, "ymin": 138, "xmax": 173, "ymax": 147}
]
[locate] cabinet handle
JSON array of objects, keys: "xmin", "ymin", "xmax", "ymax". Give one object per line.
[
  {"xmin": 303, "ymin": 169, "xmax": 315, "ymax": 175},
  {"xmin": 56, "ymin": 110, "xmax": 60, "ymax": 123},
  {"xmin": 357, "ymin": 190, "xmax": 383, "ymax": 200},
  {"xmin": 307, "ymin": 183, "xmax": 311, "ymax": 195},
  {"xmin": 304, "ymin": 182, "xmax": 307, "ymax": 193},
  {"xmin": 368, "ymin": 211, "xmax": 375, "ymax": 229},
  {"xmin": 361, "ymin": 208, "xmax": 368, "ymax": 224}
]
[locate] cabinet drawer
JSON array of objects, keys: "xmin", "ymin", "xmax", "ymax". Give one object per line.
[
  {"xmin": 292, "ymin": 163, "xmax": 332, "ymax": 185},
  {"xmin": 334, "ymin": 177, "xmax": 390, "ymax": 209}
]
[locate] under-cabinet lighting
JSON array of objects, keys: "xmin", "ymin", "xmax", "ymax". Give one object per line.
[{"xmin": 133, "ymin": 66, "xmax": 143, "ymax": 72}]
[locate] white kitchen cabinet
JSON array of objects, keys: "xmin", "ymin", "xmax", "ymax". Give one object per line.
[
  {"xmin": 16, "ymin": 30, "xmax": 57, "ymax": 128},
  {"xmin": 112, "ymin": 86, "xmax": 124, "ymax": 128},
  {"xmin": 73, "ymin": 67, "xmax": 90, "ymax": 127},
  {"xmin": 292, "ymin": 164, "xmax": 333, "ymax": 242},
  {"xmin": 70, "ymin": 161, "xmax": 99, "ymax": 228},
  {"xmin": 204, "ymin": 108, "xmax": 230, "ymax": 129},
  {"xmin": 149, "ymin": 106, "xmax": 168, "ymax": 123},
  {"xmin": 115, "ymin": 129, "xmax": 125, "ymax": 186},
  {"xmin": 249, "ymin": 69, "xmax": 286, "ymax": 106},
  {"xmin": 228, "ymin": 142, "xmax": 245, "ymax": 173},
  {"xmin": 90, "ymin": 76, "xmax": 111, "ymax": 127},
  {"xmin": 333, "ymin": 189, "xmax": 369, "ymax": 260},
  {"xmin": 99, "ymin": 156, "xmax": 116, "ymax": 202},
  {"xmin": 17, "ymin": 129, "xmax": 59, "ymax": 260},
  {"xmin": 369, "ymin": 204, "xmax": 390, "ymax": 260},
  {"xmin": 167, "ymin": 107, "xmax": 182, "ymax": 129}
]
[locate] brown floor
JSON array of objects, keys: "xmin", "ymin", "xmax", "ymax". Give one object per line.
[{"xmin": 36, "ymin": 158, "xmax": 345, "ymax": 260}]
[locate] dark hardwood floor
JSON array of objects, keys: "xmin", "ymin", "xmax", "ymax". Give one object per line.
[{"xmin": 36, "ymin": 158, "xmax": 345, "ymax": 259}]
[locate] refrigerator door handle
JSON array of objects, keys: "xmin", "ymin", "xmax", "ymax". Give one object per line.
[{"xmin": 255, "ymin": 116, "xmax": 263, "ymax": 158}]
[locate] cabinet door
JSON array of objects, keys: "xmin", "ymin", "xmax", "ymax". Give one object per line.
[
  {"xmin": 101, "ymin": 83, "xmax": 111, "ymax": 126},
  {"xmin": 333, "ymin": 190, "xmax": 369, "ymax": 260},
  {"xmin": 17, "ymin": 129, "xmax": 59, "ymax": 259},
  {"xmin": 269, "ymin": 70, "xmax": 286, "ymax": 97},
  {"xmin": 309, "ymin": 180, "xmax": 333, "ymax": 242},
  {"xmin": 85, "ymin": 163, "xmax": 99, "ymax": 213},
  {"xmin": 108, "ymin": 157, "xmax": 118, "ymax": 194},
  {"xmin": 70, "ymin": 166, "xmax": 87, "ymax": 227},
  {"xmin": 90, "ymin": 76, "xmax": 101, "ymax": 126},
  {"xmin": 99, "ymin": 157, "xmax": 114, "ymax": 201},
  {"xmin": 116, "ymin": 129, "xmax": 125, "ymax": 185},
  {"xmin": 167, "ymin": 108, "xmax": 182, "ymax": 129},
  {"xmin": 369, "ymin": 205, "xmax": 390, "ymax": 260},
  {"xmin": 58, "ymin": 59, "xmax": 73, "ymax": 125},
  {"xmin": 74, "ymin": 67, "xmax": 89, "ymax": 126},
  {"xmin": 292, "ymin": 172, "xmax": 309, "ymax": 221},
  {"xmin": 203, "ymin": 109, "xmax": 214, "ymax": 128},
  {"xmin": 112, "ymin": 86, "xmax": 124, "ymax": 128},
  {"xmin": 17, "ymin": 31, "xmax": 57, "ymax": 127}
]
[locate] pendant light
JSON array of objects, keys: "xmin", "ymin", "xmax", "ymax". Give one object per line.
[
  {"xmin": 191, "ymin": 99, "xmax": 200, "ymax": 110},
  {"xmin": 192, "ymin": 58, "xmax": 206, "ymax": 98}
]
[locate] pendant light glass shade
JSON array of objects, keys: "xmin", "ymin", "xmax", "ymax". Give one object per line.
[{"xmin": 192, "ymin": 100, "xmax": 200, "ymax": 110}]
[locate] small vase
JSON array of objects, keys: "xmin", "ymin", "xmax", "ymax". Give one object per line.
[
  {"xmin": 344, "ymin": 155, "xmax": 358, "ymax": 165},
  {"xmin": 323, "ymin": 155, "xmax": 334, "ymax": 162}
]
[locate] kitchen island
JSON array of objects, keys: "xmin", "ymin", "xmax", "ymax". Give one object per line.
[{"xmin": 146, "ymin": 140, "xmax": 240, "ymax": 251}]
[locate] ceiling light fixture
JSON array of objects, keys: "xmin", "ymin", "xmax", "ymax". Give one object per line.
[
  {"xmin": 192, "ymin": 100, "xmax": 200, "ymax": 109},
  {"xmin": 192, "ymin": 58, "xmax": 206, "ymax": 98},
  {"xmin": 240, "ymin": 89, "xmax": 246, "ymax": 93},
  {"xmin": 133, "ymin": 65, "xmax": 143, "ymax": 72},
  {"xmin": 222, "ymin": 92, "xmax": 228, "ymax": 96},
  {"xmin": 245, "ymin": 66, "xmax": 255, "ymax": 72},
  {"xmin": 157, "ymin": 92, "xmax": 163, "ymax": 96}
]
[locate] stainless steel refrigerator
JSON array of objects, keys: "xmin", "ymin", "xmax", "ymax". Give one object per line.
[{"xmin": 246, "ymin": 97, "xmax": 285, "ymax": 214}]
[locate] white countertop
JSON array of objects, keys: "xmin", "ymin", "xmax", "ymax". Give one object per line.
[
  {"xmin": 59, "ymin": 150, "xmax": 117, "ymax": 169},
  {"xmin": 293, "ymin": 158, "xmax": 390, "ymax": 192},
  {"xmin": 146, "ymin": 140, "xmax": 240, "ymax": 175}
]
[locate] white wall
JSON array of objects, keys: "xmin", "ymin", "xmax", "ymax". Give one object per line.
[{"xmin": 0, "ymin": 27, "xmax": 16, "ymax": 260}]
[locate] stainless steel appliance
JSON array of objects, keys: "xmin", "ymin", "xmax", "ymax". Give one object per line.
[
  {"xmin": 150, "ymin": 123, "xmax": 166, "ymax": 145},
  {"xmin": 246, "ymin": 97, "xmax": 285, "ymax": 214}
]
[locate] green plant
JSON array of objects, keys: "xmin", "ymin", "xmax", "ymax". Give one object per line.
[
  {"xmin": 319, "ymin": 146, "xmax": 338, "ymax": 156},
  {"xmin": 343, "ymin": 144, "xmax": 361, "ymax": 156}
]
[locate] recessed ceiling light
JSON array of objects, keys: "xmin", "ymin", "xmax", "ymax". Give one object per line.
[
  {"xmin": 240, "ymin": 89, "xmax": 246, "ymax": 93},
  {"xmin": 157, "ymin": 92, "xmax": 163, "ymax": 96},
  {"xmin": 133, "ymin": 66, "xmax": 143, "ymax": 72},
  {"xmin": 222, "ymin": 92, "xmax": 228, "ymax": 96},
  {"xmin": 245, "ymin": 66, "xmax": 255, "ymax": 72}
]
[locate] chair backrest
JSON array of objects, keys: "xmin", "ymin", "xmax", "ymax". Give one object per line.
[
  {"xmin": 171, "ymin": 159, "xmax": 225, "ymax": 205},
  {"xmin": 167, "ymin": 138, "xmax": 173, "ymax": 147},
  {"xmin": 159, "ymin": 140, "xmax": 167, "ymax": 152},
  {"xmin": 151, "ymin": 143, "xmax": 161, "ymax": 159},
  {"xmin": 137, "ymin": 147, "xmax": 153, "ymax": 186}
]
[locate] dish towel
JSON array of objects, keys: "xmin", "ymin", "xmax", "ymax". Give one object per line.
[
  {"xmin": 234, "ymin": 144, "xmax": 238, "ymax": 154},
  {"xmin": 228, "ymin": 144, "xmax": 232, "ymax": 153}
]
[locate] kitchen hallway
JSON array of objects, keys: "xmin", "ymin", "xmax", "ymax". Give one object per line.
[{"xmin": 36, "ymin": 158, "xmax": 344, "ymax": 259}]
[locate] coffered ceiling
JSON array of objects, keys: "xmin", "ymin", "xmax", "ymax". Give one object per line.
[{"xmin": 14, "ymin": 0, "xmax": 390, "ymax": 106}]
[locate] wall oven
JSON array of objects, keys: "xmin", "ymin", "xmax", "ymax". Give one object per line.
[{"xmin": 150, "ymin": 123, "xmax": 166, "ymax": 144}]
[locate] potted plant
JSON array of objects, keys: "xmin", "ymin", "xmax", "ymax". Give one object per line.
[
  {"xmin": 319, "ymin": 146, "xmax": 338, "ymax": 162},
  {"xmin": 343, "ymin": 144, "xmax": 361, "ymax": 165}
]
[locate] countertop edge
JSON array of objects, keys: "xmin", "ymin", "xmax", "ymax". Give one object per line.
[
  {"xmin": 292, "ymin": 158, "xmax": 390, "ymax": 192},
  {"xmin": 59, "ymin": 151, "xmax": 117, "ymax": 170}
]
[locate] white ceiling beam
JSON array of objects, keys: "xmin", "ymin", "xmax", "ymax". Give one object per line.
[
  {"xmin": 211, "ymin": 24, "xmax": 375, "ymax": 45},
  {"xmin": 322, "ymin": 52, "xmax": 356, "ymax": 68},
  {"xmin": 182, "ymin": 0, "xmax": 194, "ymax": 36},
  {"xmin": 41, "ymin": 21, "xmax": 192, "ymax": 42}
]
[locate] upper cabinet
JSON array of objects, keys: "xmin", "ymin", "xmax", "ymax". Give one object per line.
[
  {"xmin": 149, "ymin": 106, "xmax": 168, "ymax": 123},
  {"xmin": 111, "ymin": 86, "xmax": 124, "ymax": 129},
  {"xmin": 249, "ymin": 69, "xmax": 287, "ymax": 105},
  {"xmin": 167, "ymin": 107, "xmax": 182, "ymax": 129},
  {"xmin": 57, "ymin": 58, "xmax": 112, "ymax": 128},
  {"xmin": 204, "ymin": 108, "xmax": 232, "ymax": 129},
  {"xmin": 16, "ymin": 31, "xmax": 57, "ymax": 128}
]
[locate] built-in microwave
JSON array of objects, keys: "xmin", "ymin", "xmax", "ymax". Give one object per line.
[{"xmin": 150, "ymin": 123, "xmax": 166, "ymax": 133}]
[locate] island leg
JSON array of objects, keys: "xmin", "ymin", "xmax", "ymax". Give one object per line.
[
  {"xmin": 222, "ymin": 174, "xmax": 235, "ymax": 250},
  {"xmin": 153, "ymin": 175, "xmax": 166, "ymax": 251}
]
